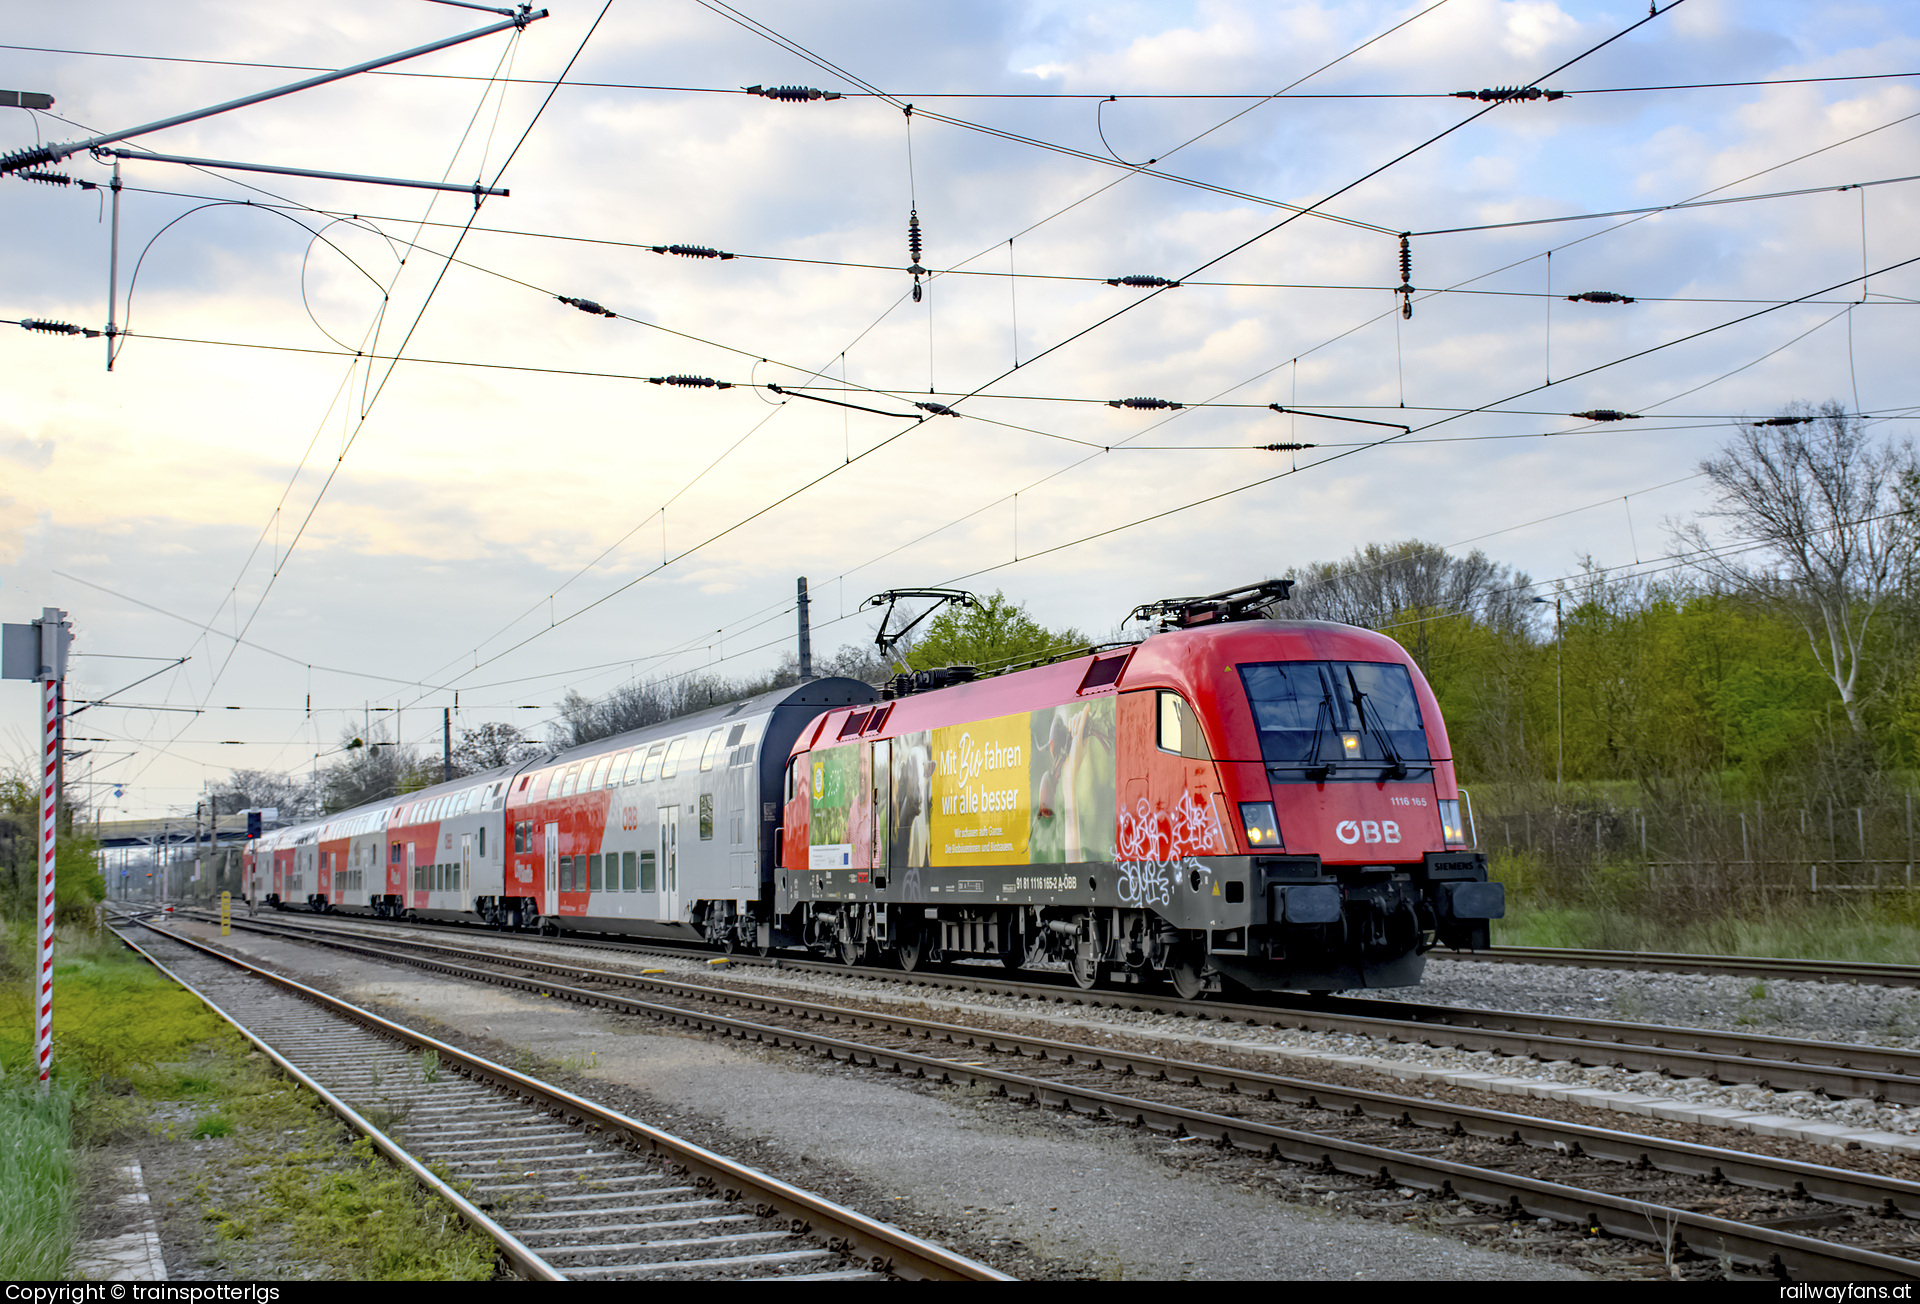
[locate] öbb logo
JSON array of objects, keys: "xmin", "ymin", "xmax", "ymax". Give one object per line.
[{"xmin": 1335, "ymin": 819, "xmax": 1401, "ymax": 845}]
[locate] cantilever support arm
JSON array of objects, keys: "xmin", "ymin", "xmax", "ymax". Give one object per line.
[{"xmin": 2, "ymin": 9, "xmax": 549, "ymax": 175}]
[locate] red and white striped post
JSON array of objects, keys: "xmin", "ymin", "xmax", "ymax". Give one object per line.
[
  {"xmin": 35, "ymin": 674, "xmax": 57, "ymax": 1089},
  {"xmin": 7, "ymin": 608, "xmax": 70, "ymax": 1092}
]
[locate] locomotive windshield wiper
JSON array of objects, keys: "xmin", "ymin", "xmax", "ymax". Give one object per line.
[
  {"xmin": 1346, "ymin": 667, "xmax": 1409, "ymax": 780},
  {"xmin": 1301, "ymin": 696, "xmax": 1334, "ymax": 780}
]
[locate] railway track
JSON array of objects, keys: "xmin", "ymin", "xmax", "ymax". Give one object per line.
[
  {"xmin": 1435, "ymin": 946, "xmax": 1920, "ymax": 990},
  {"xmin": 183, "ymin": 906, "xmax": 1920, "ymax": 1106},
  {"xmin": 111, "ymin": 913, "xmax": 1008, "ymax": 1281},
  {"xmin": 166, "ymin": 909, "xmax": 1920, "ymax": 1280}
]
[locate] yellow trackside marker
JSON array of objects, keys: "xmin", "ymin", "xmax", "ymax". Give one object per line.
[
  {"xmin": 220, "ymin": 891, "xmax": 231, "ymax": 935},
  {"xmin": 641, "ymin": 968, "xmax": 666, "ymax": 975},
  {"xmin": 708, "ymin": 957, "xmax": 732, "ymax": 967}
]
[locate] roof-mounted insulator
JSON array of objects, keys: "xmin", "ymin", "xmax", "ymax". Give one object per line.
[
  {"xmin": 744, "ymin": 84, "xmax": 842, "ymax": 102},
  {"xmin": 1106, "ymin": 275, "xmax": 1180, "ymax": 288},
  {"xmin": 1572, "ymin": 409, "xmax": 1638, "ymax": 422},
  {"xmin": 915, "ymin": 401, "xmax": 958, "ymax": 416},
  {"xmin": 1260, "ymin": 442, "xmax": 1317, "ymax": 451},
  {"xmin": 651, "ymin": 244, "xmax": 734, "ymax": 260},
  {"xmin": 1566, "ymin": 290, "xmax": 1635, "ymax": 304},
  {"xmin": 15, "ymin": 169, "xmax": 94, "ymax": 190},
  {"xmin": 1396, "ymin": 233, "xmax": 1413, "ymax": 320},
  {"xmin": 649, "ymin": 374, "xmax": 732, "ymax": 389},
  {"xmin": 0, "ymin": 145, "xmax": 57, "ymax": 176},
  {"xmin": 1108, "ymin": 397, "xmax": 1183, "ymax": 410},
  {"xmin": 908, "ymin": 209, "xmax": 925, "ymax": 303},
  {"xmin": 557, "ymin": 295, "xmax": 616, "ymax": 317},
  {"xmin": 18, "ymin": 318, "xmax": 100, "ymax": 338},
  {"xmin": 1453, "ymin": 86, "xmax": 1566, "ymax": 102},
  {"xmin": 1756, "ymin": 414, "xmax": 1817, "ymax": 426}
]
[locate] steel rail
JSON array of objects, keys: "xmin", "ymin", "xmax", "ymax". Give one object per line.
[
  {"xmin": 186, "ymin": 907, "xmax": 1920, "ymax": 1103},
  {"xmin": 153, "ymin": 914, "xmax": 1920, "ymax": 1280},
  {"xmin": 108, "ymin": 924, "xmax": 561, "ymax": 1280},
  {"xmin": 1437, "ymin": 946, "xmax": 1920, "ymax": 990},
  {"xmin": 127, "ymin": 916, "xmax": 1010, "ymax": 1282},
  {"xmin": 186, "ymin": 912, "xmax": 1920, "ymax": 1219}
]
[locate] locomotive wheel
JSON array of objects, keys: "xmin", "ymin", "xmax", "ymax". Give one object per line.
[
  {"xmin": 1069, "ymin": 940, "xmax": 1104, "ymax": 990},
  {"xmin": 1167, "ymin": 947, "xmax": 1208, "ymax": 1001},
  {"xmin": 838, "ymin": 929, "xmax": 865, "ymax": 966},
  {"xmin": 896, "ymin": 924, "xmax": 928, "ymax": 972}
]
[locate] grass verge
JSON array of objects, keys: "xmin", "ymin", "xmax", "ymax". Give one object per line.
[{"xmin": 2, "ymin": 921, "xmax": 497, "ymax": 1279}]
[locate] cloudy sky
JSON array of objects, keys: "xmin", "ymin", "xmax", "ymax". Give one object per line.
[{"xmin": 2, "ymin": 0, "xmax": 1914, "ymax": 820}]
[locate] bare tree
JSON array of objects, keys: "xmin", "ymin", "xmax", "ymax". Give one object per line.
[
  {"xmin": 1678, "ymin": 402, "xmax": 1918, "ymax": 735},
  {"xmin": 212, "ymin": 768, "xmax": 320, "ymax": 822},
  {"xmin": 1288, "ymin": 539, "xmax": 1534, "ymax": 633},
  {"xmin": 319, "ymin": 726, "xmax": 421, "ymax": 812},
  {"xmin": 449, "ymin": 722, "xmax": 548, "ymax": 776}
]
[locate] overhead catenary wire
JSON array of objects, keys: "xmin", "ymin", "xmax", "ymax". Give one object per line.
[
  {"xmin": 101, "ymin": 6, "xmax": 613, "ymax": 787},
  {"xmin": 7, "ymin": 41, "xmax": 1916, "ymax": 101}
]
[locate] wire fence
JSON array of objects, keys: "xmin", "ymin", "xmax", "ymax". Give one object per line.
[{"xmin": 1469, "ymin": 786, "xmax": 1920, "ymax": 911}]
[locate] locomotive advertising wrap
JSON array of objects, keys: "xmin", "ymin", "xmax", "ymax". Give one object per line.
[{"xmin": 809, "ymin": 699, "xmax": 1117, "ymax": 872}]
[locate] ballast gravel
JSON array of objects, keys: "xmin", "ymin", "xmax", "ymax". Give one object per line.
[
  {"xmin": 664, "ymin": 950, "xmax": 1920, "ymax": 1144},
  {"xmin": 175, "ymin": 919, "xmax": 1592, "ymax": 1280}
]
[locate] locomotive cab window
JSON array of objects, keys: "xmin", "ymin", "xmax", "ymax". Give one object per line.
[
  {"xmin": 1156, "ymin": 691, "xmax": 1210, "ymax": 759},
  {"xmin": 1239, "ymin": 660, "xmax": 1432, "ymax": 781}
]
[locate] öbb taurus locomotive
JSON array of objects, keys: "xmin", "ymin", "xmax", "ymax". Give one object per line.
[{"xmin": 243, "ymin": 585, "xmax": 1502, "ymax": 993}]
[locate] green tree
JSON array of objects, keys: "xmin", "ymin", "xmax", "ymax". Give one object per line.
[{"xmin": 905, "ymin": 591, "xmax": 1087, "ymax": 674}]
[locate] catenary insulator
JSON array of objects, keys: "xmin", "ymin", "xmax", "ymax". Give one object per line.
[
  {"xmin": 1108, "ymin": 397, "xmax": 1183, "ymax": 410},
  {"xmin": 1106, "ymin": 275, "xmax": 1180, "ymax": 288},
  {"xmin": 908, "ymin": 210, "xmax": 923, "ymax": 266},
  {"xmin": 1396, "ymin": 234, "xmax": 1414, "ymax": 320},
  {"xmin": 557, "ymin": 295, "xmax": 616, "ymax": 317},
  {"xmin": 1452, "ymin": 86, "xmax": 1565, "ymax": 102},
  {"xmin": 1571, "ymin": 409, "xmax": 1639, "ymax": 422},
  {"xmin": 649, "ymin": 374, "xmax": 732, "ymax": 389},
  {"xmin": 1566, "ymin": 290, "xmax": 1635, "ymax": 304},
  {"xmin": 916, "ymin": 401, "xmax": 958, "ymax": 416},
  {"xmin": 744, "ymin": 84, "xmax": 842, "ymax": 102},
  {"xmin": 18, "ymin": 318, "xmax": 99, "ymax": 337},
  {"xmin": 0, "ymin": 145, "xmax": 56, "ymax": 176},
  {"xmin": 1757, "ymin": 414, "xmax": 1817, "ymax": 426},
  {"xmin": 1260, "ymin": 443, "xmax": 1317, "ymax": 451},
  {"xmin": 651, "ymin": 244, "xmax": 735, "ymax": 260},
  {"xmin": 16, "ymin": 169, "xmax": 93, "ymax": 189}
]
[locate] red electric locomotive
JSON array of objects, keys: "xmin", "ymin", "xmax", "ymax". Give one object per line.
[{"xmin": 776, "ymin": 582, "xmax": 1502, "ymax": 993}]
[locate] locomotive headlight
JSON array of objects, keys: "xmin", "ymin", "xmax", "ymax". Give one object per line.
[
  {"xmin": 1339, "ymin": 731, "xmax": 1361, "ymax": 757},
  {"xmin": 1439, "ymin": 799, "xmax": 1466, "ymax": 845},
  {"xmin": 1239, "ymin": 802, "xmax": 1282, "ymax": 850}
]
